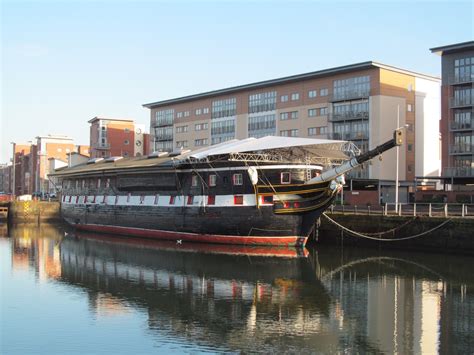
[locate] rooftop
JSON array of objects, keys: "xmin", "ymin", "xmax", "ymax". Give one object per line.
[
  {"xmin": 88, "ymin": 117, "xmax": 135, "ymax": 124},
  {"xmin": 430, "ymin": 41, "xmax": 474, "ymax": 56},
  {"xmin": 143, "ymin": 61, "xmax": 440, "ymax": 109}
]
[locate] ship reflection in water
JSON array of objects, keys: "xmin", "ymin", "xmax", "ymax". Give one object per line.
[{"xmin": 2, "ymin": 225, "xmax": 473, "ymax": 353}]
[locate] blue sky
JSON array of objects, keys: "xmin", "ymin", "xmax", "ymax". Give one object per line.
[{"xmin": 1, "ymin": 0, "xmax": 473, "ymax": 162}]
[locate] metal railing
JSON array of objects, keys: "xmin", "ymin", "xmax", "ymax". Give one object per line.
[
  {"xmin": 329, "ymin": 111, "xmax": 369, "ymax": 122},
  {"xmin": 330, "ymin": 203, "xmax": 474, "ymax": 218},
  {"xmin": 449, "ymin": 75, "xmax": 474, "ymax": 85},
  {"xmin": 93, "ymin": 143, "xmax": 110, "ymax": 149},
  {"xmin": 443, "ymin": 166, "xmax": 474, "ymax": 177},
  {"xmin": 328, "ymin": 132, "xmax": 369, "ymax": 141},
  {"xmin": 450, "ymin": 97, "xmax": 474, "ymax": 108},
  {"xmin": 449, "ymin": 143, "xmax": 474, "ymax": 154},
  {"xmin": 450, "ymin": 119, "xmax": 474, "ymax": 131},
  {"xmin": 330, "ymin": 90, "xmax": 370, "ymax": 102}
]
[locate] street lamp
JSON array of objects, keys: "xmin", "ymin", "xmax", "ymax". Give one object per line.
[{"xmin": 395, "ymin": 105, "xmax": 409, "ymax": 213}]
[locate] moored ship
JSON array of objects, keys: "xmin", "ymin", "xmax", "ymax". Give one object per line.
[{"xmin": 50, "ymin": 133, "xmax": 402, "ymax": 246}]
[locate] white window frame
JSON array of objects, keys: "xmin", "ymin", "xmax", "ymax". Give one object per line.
[
  {"xmin": 232, "ymin": 173, "xmax": 243, "ymax": 186},
  {"xmin": 281, "ymin": 172, "xmax": 291, "ymax": 184},
  {"xmin": 209, "ymin": 174, "xmax": 217, "ymax": 187}
]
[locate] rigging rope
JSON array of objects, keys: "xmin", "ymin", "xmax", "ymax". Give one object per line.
[{"xmin": 322, "ymin": 213, "xmax": 452, "ymax": 242}]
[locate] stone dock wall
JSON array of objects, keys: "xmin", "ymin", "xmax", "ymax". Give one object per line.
[{"xmin": 315, "ymin": 213, "xmax": 474, "ymax": 255}]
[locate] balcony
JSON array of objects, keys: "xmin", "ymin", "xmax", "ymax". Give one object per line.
[
  {"xmin": 450, "ymin": 119, "xmax": 474, "ymax": 131},
  {"xmin": 450, "ymin": 97, "xmax": 474, "ymax": 108},
  {"xmin": 329, "ymin": 90, "xmax": 370, "ymax": 102},
  {"xmin": 449, "ymin": 74, "xmax": 474, "ymax": 85},
  {"xmin": 154, "ymin": 134, "xmax": 173, "ymax": 142},
  {"xmin": 449, "ymin": 143, "xmax": 474, "ymax": 155},
  {"xmin": 329, "ymin": 131, "xmax": 369, "ymax": 141},
  {"xmin": 329, "ymin": 111, "xmax": 369, "ymax": 122},
  {"xmin": 154, "ymin": 119, "xmax": 174, "ymax": 127},
  {"xmin": 93, "ymin": 143, "xmax": 110, "ymax": 150},
  {"xmin": 443, "ymin": 166, "xmax": 474, "ymax": 177}
]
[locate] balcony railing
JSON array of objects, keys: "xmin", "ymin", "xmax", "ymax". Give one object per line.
[
  {"xmin": 449, "ymin": 144, "xmax": 474, "ymax": 154},
  {"xmin": 450, "ymin": 97, "xmax": 474, "ymax": 108},
  {"xmin": 154, "ymin": 134, "xmax": 173, "ymax": 141},
  {"xmin": 154, "ymin": 119, "xmax": 174, "ymax": 127},
  {"xmin": 449, "ymin": 74, "xmax": 474, "ymax": 85},
  {"xmin": 329, "ymin": 90, "xmax": 370, "ymax": 102},
  {"xmin": 443, "ymin": 166, "xmax": 474, "ymax": 177},
  {"xmin": 93, "ymin": 143, "xmax": 110, "ymax": 149},
  {"xmin": 329, "ymin": 131, "xmax": 369, "ymax": 141},
  {"xmin": 329, "ymin": 111, "xmax": 369, "ymax": 122},
  {"xmin": 450, "ymin": 119, "xmax": 474, "ymax": 131}
]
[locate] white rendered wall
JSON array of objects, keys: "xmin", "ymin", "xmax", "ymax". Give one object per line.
[{"xmin": 415, "ymin": 77, "xmax": 441, "ymax": 177}]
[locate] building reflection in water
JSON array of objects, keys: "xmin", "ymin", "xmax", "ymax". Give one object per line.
[{"xmin": 8, "ymin": 226, "xmax": 473, "ymax": 353}]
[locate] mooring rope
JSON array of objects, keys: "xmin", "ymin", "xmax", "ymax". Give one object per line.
[
  {"xmin": 358, "ymin": 216, "xmax": 417, "ymax": 237},
  {"xmin": 322, "ymin": 213, "xmax": 452, "ymax": 242}
]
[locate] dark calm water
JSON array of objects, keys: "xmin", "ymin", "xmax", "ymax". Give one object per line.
[{"xmin": 1, "ymin": 224, "xmax": 473, "ymax": 354}]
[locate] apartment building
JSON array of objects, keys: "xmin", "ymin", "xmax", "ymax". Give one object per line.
[
  {"xmin": 143, "ymin": 62, "xmax": 440, "ymax": 204},
  {"xmin": 430, "ymin": 41, "xmax": 474, "ymax": 181},
  {"xmin": 89, "ymin": 117, "xmax": 149, "ymax": 158},
  {"xmin": 0, "ymin": 163, "xmax": 12, "ymax": 194}
]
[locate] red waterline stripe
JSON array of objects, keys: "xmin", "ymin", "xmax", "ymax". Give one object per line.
[{"xmin": 74, "ymin": 223, "xmax": 308, "ymax": 247}]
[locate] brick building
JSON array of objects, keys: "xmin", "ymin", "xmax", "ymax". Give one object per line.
[
  {"xmin": 143, "ymin": 61, "xmax": 440, "ymax": 205},
  {"xmin": 88, "ymin": 117, "xmax": 149, "ymax": 158}
]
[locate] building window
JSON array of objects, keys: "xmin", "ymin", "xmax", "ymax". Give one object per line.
[
  {"xmin": 211, "ymin": 119, "xmax": 235, "ymax": 135},
  {"xmin": 308, "ymin": 127, "xmax": 317, "ymax": 136},
  {"xmin": 123, "ymin": 151, "xmax": 129, "ymax": 157},
  {"xmin": 105, "ymin": 178, "xmax": 110, "ymax": 188},
  {"xmin": 140, "ymin": 194, "xmax": 145, "ymax": 204},
  {"xmin": 248, "ymin": 91, "xmax": 277, "ymax": 113},
  {"xmin": 176, "ymin": 125, "xmax": 188, "ymax": 133},
  {"xmin": 184, "ymin": 111, "xmax": 190, "ymax": 117},
  {"xmin": 97, "ymin": 178, "xmax": 101, "ymax": 188},
  {"xmin": 177, "ymin": 112, "xmax": 183, "ymax": 118},
  {"xmin": 209, "ymin": 174, "xmax": 217, "ymax": 187},
  {"xmin": 203, "ymin": 107, "xmax": 209, "ymax": 114},
  {"xmin": 207, "ymin": 195, "xmax": 216, "ymax": 205},
  {"xmin": 280, "ymin": 111, "xmax": 298, "ymax": 120},
  {"xmin": 195, "ymin": 123, "xmax": 208, "ymax": 131},
  {"xmin": 154, "ymin": 194, "xmax": 159, "ymax": 205},
  {"xmin": 195, "ymin": 108, "xmax": 202, "ymax": 115},
  {"xmin": 195, "ymin": 138, "xmax": 208, "ymax": 146},
  {"xmin": 191, "ymin": 175, "xmax": 199, "ymax": 187},
  {"xmin": 124, "ymin": 128, "xmax": 130, "ymax": 133},
  {"xmin": 320, "ymin": 88, "xmax": 328, "ymax": 96},
  {"xmin": 124, "ymin": 140, "xmax": 129, "ymax": 145},
  {"xmin": 176, "ymin": 141, "xmax": 188, "ymax": 148},
  {"xmin": 320, "ymin": 107, "xmax": 328, "ymax": 115},
  {"xmin": 280, "ymin": 129, "xmax": 298, "ymax": 137},
  {"xmin": 407, "ymin": 165, "xmax": 413, "ymax": 173},
  {"xmin": 212, "ymin": 97, "xmax": 236, "ymax": 119},
  {"xmin": 155, "ymin": 109, "xmax": 174, "ymax": 126},
  {"xmin": 454, "ymin": 57, "xmax": 474, "ymax": 83},
  {"xmin": 281, "ymin": 95, "xmax": 288, "ymax": 102},
  {"xmin": 407, "ymin": 84, "xmax": 413, "ymax": 92},
  {"xmin": 234, "ymin": 195, "xmax": 243, "ymax": 205},
  {"xmin": 281, "ymin": 172, "xmax": 291, "ymax": 184},
  {"xmin": 233, "ymin": 173, "xmax": 243, "ymax": 186},
  {"xmin": 320, "ymin": 126, "xmax": 328, "ymax": 135},
  {"xmin": 407, "ymin": 104, "xmax": 413, "ymax": 112},
  {"xmin": 291, "ymin": 93, "xmax": 300, "ymax": 101},
  {"xmin": 333, "ymin": 76, "xmax": 370, "ymax": 100},
  {"xmin": 408, "ymin": 144, "xmax": 413, "ymax": 151},
  {"xmin": 308, "ymin": 90, "xmax": 317, "ymax": 98},
  {"xmin": 248, "ymin": 114, "xmax": 276, "ymax": 138},
  {"xmin": 333, "ymin": 100, "xmax": 369, "ymax": 119},
  {"xmin": 127, "ymin": 193, "xmax": 131, "ymax": 203},
  {"xmin": 308, "ymin": 108, "xmax": 317, "ymax": 117}
]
